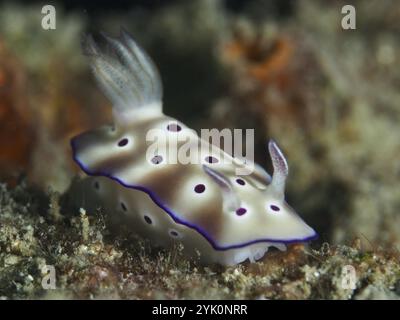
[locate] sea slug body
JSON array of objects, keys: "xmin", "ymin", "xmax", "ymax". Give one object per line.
[{"xmin": 71, "ymin": 29, "xmax": 317, "ymax": 266}]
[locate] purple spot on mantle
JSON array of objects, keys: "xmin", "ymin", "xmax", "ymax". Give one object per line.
[
  {"xmin": 170, "ymin": 230, "xmax": 179, "ymax": 237},
  {"xmin": 194, "ymin": 184, "xmax": 205, "ymax": 193},
  {"xmin": 167, "ymin": 123, "xmax": 182, "ymax": 132},
  {"xmin": 236, "ymin": 178, "xmax": 245, "ymax": 186},
  {"xmin": 118, "ymin": 138, "xmax": 128, "ymax": 147},
  {"xmin": 205, "ymin": 156, "xmax": 218, "ymax": 164},
  {"xmin": 236, "ymin": 208, "xmax": 247, "ymax": 216},
  {"xmin": 151, "ymin": 155, "xmax": 163, "ymax": 164},
  {"xmin": 144, "ymin": 215, "xmax": 152, "ymax": 224},
  {"xmin": 270, "ymin": 205, "xmax": 280, "ymax": 212}
]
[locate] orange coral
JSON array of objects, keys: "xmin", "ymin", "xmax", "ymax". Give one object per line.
[
  {"xmin": 0, "ymin": 37, "xmax": 112, "ymax": 189},
  {"xmin": 219, "ymin": 29, "xmax": 324, "ymax": 131},
  {"xmin": 0, "ymin": 40, "xmax": 35, "ymax": 185},
  {"xmin": 223, "ymin": 36, "xmax": 293, "ymax": 88}
]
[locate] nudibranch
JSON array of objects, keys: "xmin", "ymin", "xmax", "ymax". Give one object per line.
[{"xmin": 71, "ymin": 30, "xmax": 317, "ymax": 266}]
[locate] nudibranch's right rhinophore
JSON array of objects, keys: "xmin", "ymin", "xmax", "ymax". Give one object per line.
[{"xmin": 71, "ymin": 29, "xmax": 317, "ymax": 266}]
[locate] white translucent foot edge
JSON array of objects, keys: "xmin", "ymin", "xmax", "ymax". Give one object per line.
[{"xmin": 215, "ymin": 242, "xmax": 287, "ymax": 266}]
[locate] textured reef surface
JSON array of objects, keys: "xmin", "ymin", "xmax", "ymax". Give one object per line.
[
  {"xmin": 0, "ymin": 0, "xmax": 399, "ymax": 299},
  {"xmin": 0, "ymin": 182, "xmax": 399, "ymax": 299}
]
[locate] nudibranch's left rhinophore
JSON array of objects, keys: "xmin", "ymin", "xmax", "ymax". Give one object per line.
[{"xmin": 71, "ymin": 29, "xmax": 317, "ymax": 266}]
